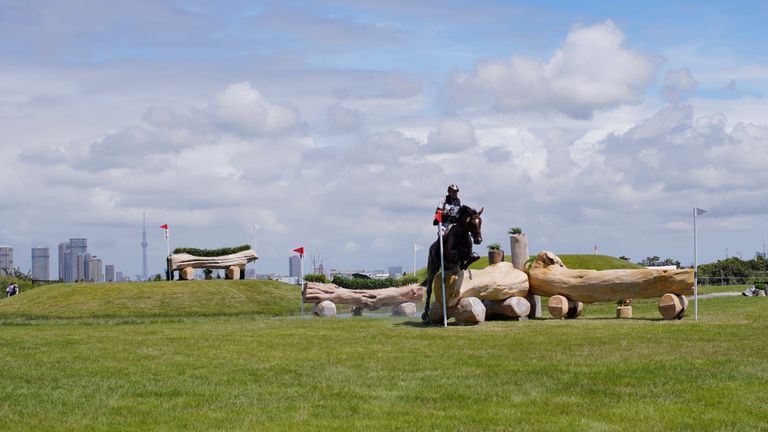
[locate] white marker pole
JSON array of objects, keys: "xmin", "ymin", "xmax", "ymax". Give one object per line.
[
  {"xmin": 438, "ymin": 226, "xmax": 448, "ymax": 327},
  {"xmin": 693, "ymin": 207, "xmax": 698, "ymax": 321},
  {"xmin": 300, "ymin": 253, "xmax": 305, "ymax": 316}
]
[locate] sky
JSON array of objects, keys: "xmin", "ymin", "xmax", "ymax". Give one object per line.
[{"xmin": 2, "ymin": 0, "xmax": 768, "ymax": 277}]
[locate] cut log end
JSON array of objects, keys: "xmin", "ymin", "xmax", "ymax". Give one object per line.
[
  {"xmin": 548, "ymin": 295, "xmax": 569, "ymax": 319},
  {"xmin": 658, "ymin": 293, "xmax": 682, "ymax": 320},
  {"xmin": 454, "ymin": 297, "xmax": 486, "ymax": 325},
  {"xmin": 548, "ymin": 295, "xmax": 582, "ymax": 319},
  {"xmin": 312, "ymin": 301, "xmax": 337, "ymax": 317}
]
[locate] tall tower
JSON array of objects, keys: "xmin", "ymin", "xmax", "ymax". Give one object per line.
[{"xmin": 141, "ymin": 212, "xmax": 148, "ymax": 281}]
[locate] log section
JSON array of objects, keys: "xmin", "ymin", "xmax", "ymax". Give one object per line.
[
  {"xmin": 169, "ymin": 250, "xmax": 258, "ymax": 271},
  {"xmin": 529, "ymin": 251, "xmax": 693, "ymax": 303},
  {"xmin": 304, "ymin": 283, "xmax": 424, "ymax": 310}
]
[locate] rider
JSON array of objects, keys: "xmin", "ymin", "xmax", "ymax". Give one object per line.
[{"xmin": 433, "ymin": 184, "xmax": 480, "ymax": 269}]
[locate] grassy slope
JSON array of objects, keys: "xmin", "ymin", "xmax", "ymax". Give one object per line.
[
  {"xmin": 413, "ymin": 253, "xmax": 642, "ymax": 279},
  {"xmin": 0, "ymin": 280, "xmax": 301, "ymax": 319},
  {"xmin": 0, "ymin": 296, "xmax": 766, "ymax": 430}
]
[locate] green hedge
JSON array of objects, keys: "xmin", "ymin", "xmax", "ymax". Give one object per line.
[
  {"xmin": 331, "ymin": 274, "xmax": 418, "ymax": 290},
  {"xmin": 304, "ymin": 274, "xmax": 327, "ymax": 283},
  {"xmin": 173, "ymin": 245, "xmax": 252, "ymax": 257}
]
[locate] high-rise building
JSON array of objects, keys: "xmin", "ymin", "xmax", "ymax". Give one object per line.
[
  {"xmin": 69, "ymin": 238, "xmax": 87, "ymax": 282},
  {"xmin": 105, "ymin": 264, "xmax": 115, "ymax": 282},
  {"xmin": 141, "ymin": 212, "xmax": 148, "ymax": 281},
  {"xmin": 0, "ymin": 246, "xmax": 13, "ymax": 276},
  {"xmin": 89, "ymin": 256, "xmax": 103, "ymax": 282},
  {"xmin": 289, "ymin": 255, "xmax": 301, "ymax": 277},
  {"xmin": 115, "ymin": 271, "xmax": 124, "ymax": 282},
  {"xmin": 58, "ymin": 242, "xmax": 69, "ymax": 281},
  {"xmin": 388, "ymin": 266, "xmax": 403, "ymax": 278},
  {"xmin": 77, "ymin": 253, "xmax": 88, "ymax": 282},
  {"xmin": 31, "ymin": 247, "xmax": 50, "ymax": 281}
]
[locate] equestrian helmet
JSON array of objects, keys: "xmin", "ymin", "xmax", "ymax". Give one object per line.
[{"xmin": 447, "ymin": 184, "xmax": 459, "ymax": 193}]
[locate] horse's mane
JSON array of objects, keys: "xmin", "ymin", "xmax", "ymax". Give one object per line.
[{"xmin": 457, "ymin": 205, "xmax": 476, "ymax": 219}]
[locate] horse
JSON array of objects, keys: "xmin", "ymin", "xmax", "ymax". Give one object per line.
[{"xmin": 420, "ymin": 205, "xmax": 484, "ymax": 322}]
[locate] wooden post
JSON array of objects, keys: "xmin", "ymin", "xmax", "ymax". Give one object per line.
[{"xmin": 511, "ymin": 233, "xmax": 540, "ymax": 318}]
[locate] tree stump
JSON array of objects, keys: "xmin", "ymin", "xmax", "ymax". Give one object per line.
[
  {"xmin": 658, "ymin": 293, "xmax": 682, "ymax": 320},
  {"xmin": 391, "ymin": 302, "xmax": 418, "ymax": 317},
  {"xmin": 483, "ymin": 297, "xmax": 530, "ymax": 319},
  {"xmin": 616, "ymin": 305, "xmax": 633, "ymax": 319},
  {"xmin": 313, "ymin": 301, "xmax": 337, "ymax": 317},
  {"xmin": 511, "ymin": 233, "xmax": 541, "ymax": 318},
  {"xmin": 548, "ymin": 295, "xmax": 569, "ymax": 318},
  {"xmin": 179, "ymin": 266, "xmax": 195, "ymax": 280},
  {"xmin": 758, "ymin": 290, "xmax": 767, "ymax": 297},
  {"xmin": 225, "ymin": 266, "xmax": 240, "ymax": 280},
  {"xmin": 454, "ymin": 297, "xmax": 486, "ymax": 325}
]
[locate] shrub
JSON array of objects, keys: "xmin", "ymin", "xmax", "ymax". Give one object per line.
[
  {"xmin": 331, "ymin": 275, "xmax": 417, "ymax": 290},
  {"xmin": 173, "ymin": 245, "xmax": 252, "ymax": 257},
  {"xmin": 304, "ymin": 274, "xmax": 327, "ymax": 283},
  {"xmin": 487, "ymin": 242, "xmax": 501, "ymax": 251},
  {"xmin": 508, "ymin": 227, "xmax": 522, "ymax": 234}
]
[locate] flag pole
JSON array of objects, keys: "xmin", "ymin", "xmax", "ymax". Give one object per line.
[
  {"xmin": 413, "ymin": 244, "xmax": 417, "ymax": 277},
  {"xmin": 164, "ymin": 226, "xmax": 171, "ymax": 281},
  {"xmin": 438, "ymin": 224, "xmax": 448, "ymax": 328},
  {"xmin": 300, "ymin": 252, "xmax": 305, "ymax": 317},
  {"xmin": 693, "ymin": 206, "xmax": 698, "ymax": 321}
]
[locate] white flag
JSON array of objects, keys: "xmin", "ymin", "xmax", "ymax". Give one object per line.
[
  {"xmin": 695, "ymin": 207, "xmax": 707, "ymax": 216},
  {"xmin": 413, "ymin": 244, "xmax": 424, "ymax": 252}
]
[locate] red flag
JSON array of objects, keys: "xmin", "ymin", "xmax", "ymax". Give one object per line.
[
  {"xmin": 434, "ymin": 210, "xmax": 442, "ymax": 223},
  {"xmin": 160, "ymin": 224, "xmax": 169, "ymax": 230},
  {"xmin": 293, "ymin": 247, "xmax": 304, "ymax": 255}
]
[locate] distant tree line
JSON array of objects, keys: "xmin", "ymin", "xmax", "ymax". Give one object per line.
[{"xmin": 698, "ymin": 256, "xmax": 768, "ymax": 285}]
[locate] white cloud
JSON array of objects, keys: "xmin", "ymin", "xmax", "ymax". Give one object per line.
[
  {"xmin": 445, "ymin": 20, "xmax": 658, "ymax": 118},
  {"xmin": 664, "ymin": 68, "xmax": 698, "ymax": 102},
  {"xmin": 211, "ymin": 82, "xmax": 301, "ymax": 137},
  {"xmin": 423, "ymin": 118, "xmax": 477, "ymax": 153}
]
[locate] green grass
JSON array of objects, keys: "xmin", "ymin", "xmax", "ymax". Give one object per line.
[
  {"xmin": 557, "ymin": 254, "xmax": 643, "ymax": 270},
  {"xmin": 0, "ymin": 275, "xmax": 764, "ymax": 430},
  {"xmin": 0, "ymin": 295, "xmax": 767, "ymax": 431},
  {"xmin": 0, "ymin": 280, "xmax": 301, "ymax": 319}
]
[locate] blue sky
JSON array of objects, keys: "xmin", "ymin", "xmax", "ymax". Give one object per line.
[{"xmin": 1, "ymin": 1, "xmax": 767, "ymax": 277}]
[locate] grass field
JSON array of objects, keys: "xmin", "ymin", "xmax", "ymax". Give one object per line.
[{"xmin": 0, "ymin": 266, "xmax": 766, "ymax": 430}]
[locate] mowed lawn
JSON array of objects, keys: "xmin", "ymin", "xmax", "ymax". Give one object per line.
[{"xmin": 0, "ymin": 280, "xmax": 766, "ymax": 431}]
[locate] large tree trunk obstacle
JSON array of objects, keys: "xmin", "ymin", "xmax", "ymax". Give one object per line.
[
  {"xmin": 171, "ymin": 250, "xmax": 258, "ymax": 280},
  {"xmin": 428, "ymin": 262, "xmax": 530, "ymax": 323},
  {"xmin": 304, "ymin": 283, "xmax": 424, "ymax": 311},
  {"xmin": 528, "ymin": 251, "xmax": 694, "ymax": 303}
]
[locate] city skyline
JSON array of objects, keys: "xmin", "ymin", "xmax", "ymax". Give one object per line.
[{"xmin": 1, "ymin": 2, "xmax": 767, "ymax": 276}]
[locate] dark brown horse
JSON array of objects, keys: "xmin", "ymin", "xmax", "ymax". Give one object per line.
[{"xmin": 420, "ymin": 205, "xmax": 483, "ymax": 322}]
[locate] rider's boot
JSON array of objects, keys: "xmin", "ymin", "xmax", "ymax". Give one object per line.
[{"xmin": 461, "ymin": 252, "xmax": 480, "ymax": 270}]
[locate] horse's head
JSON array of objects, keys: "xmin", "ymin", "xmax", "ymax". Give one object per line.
[{"xmin": 459, "ymin": 205, "xmax": 483, "ymax": 245}]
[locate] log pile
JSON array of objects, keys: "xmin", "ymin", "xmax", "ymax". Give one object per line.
[{"xmin": 304, "ymin": 282, "xmax": 424, "ymax": 311}]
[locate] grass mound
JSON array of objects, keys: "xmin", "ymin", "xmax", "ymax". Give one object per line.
[
  {"xmin": 414, "ymin": 253, "xmax": 642, "ymax": 280},
  {"xmin": 0, "ymin": 280, "xmax": 301, "ymax": 319},
  {"xmin": 557, "ymin": 254, "xmax": 643, "ymax": 270}
]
